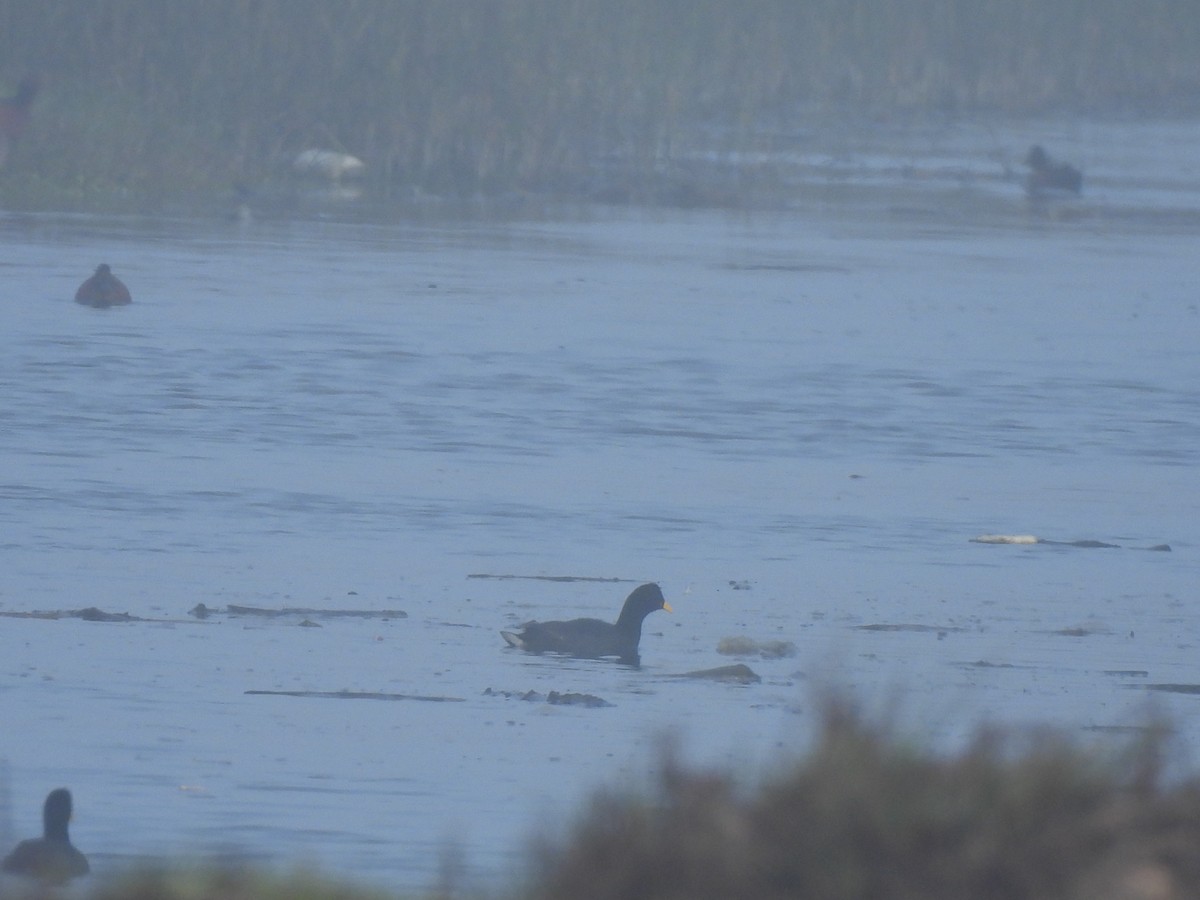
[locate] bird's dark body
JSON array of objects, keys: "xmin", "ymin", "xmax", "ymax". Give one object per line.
[
  {"xmin": 2, "ymin": 788, "xmax": 89, "ymax": 883},
  {"xmin": 501, "ymin": 583, "xmax": 670, "ymax": 662},
  {"xmin": 75, "ymin": 264, "xmax": 132, "ymax": 308}
]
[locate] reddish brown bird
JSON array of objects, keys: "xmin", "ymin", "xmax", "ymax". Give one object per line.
[
  {"xmin": 75, "ymin": 264, "xmax": 133, "ymax": 308},
  {"xmin": 0, "ymin": 76, "xmax": 39, "ymax": 167}
]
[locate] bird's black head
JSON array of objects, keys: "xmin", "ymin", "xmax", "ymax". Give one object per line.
[{"xmin": 43, "ymin": 788, "xmax": 73, "ymax": 839}]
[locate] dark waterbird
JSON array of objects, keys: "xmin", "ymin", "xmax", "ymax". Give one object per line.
[
  {"xmin": 501, "ymin": 582, "xmax": 671, "ymax": 661},
  {"xmin": 1, "ymin": 788, "xmax": 90, "ymax": 883},
  {"xmin": 1024, "ymin": 144, "xmax": 1082, "ymax": 196},
  {"xmin": 75, "ymin": 264, "xmax": 132, "ymax": 308}
]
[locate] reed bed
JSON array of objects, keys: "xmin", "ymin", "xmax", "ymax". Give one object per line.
[{"xmin": 1, "ymin": 2, "xmax": 1198, "ymax": 204}]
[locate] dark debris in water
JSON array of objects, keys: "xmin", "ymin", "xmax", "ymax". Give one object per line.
[
  {"xmin": 467, "ymin": 573, "xmax": 632, "ymax": 583},
  {"xmin": 548, "ymin": 690, "xmax": 613, "ymax": 708},
  {"xmin": 245, "ymin": 689, "xmax": 465, "ymax": 702},
  {"xmin": 190, "ymin": 603, "xmax": 406, "ymax": 619},
  {"xmin": 720, "ymin": 262, "xmax": 851, "ymax": 274},
  {"xmin": 1042, "ymin": 538, "xmax": 1122, "ymax": 549},
  {"xmin": 958, "ymin": 659, "xmax": 1026, "ymax": 670},
  {"xmin": 716, "ymin": 636, "xmax": 796, "ymax": 659},
  {"xmin": 855, "ymin": 623, "xmax": 965, "ymax": 634},
  {"xmin": 484, "ymin": 687, "xmax": 614, "ymax": 708},
  {"xmin": 1051, "ymin": 627, "xmax": 1107, "ymax": 637},
  {"xmin": 1081, "ymin": 724, "xmax": 1162, "ymax": 734},
  {"xmin": 1138, "ymin": 684, "xmax": 1200, "ymax": 696},
  {"xmin": 78, "ymin": 607, "xmax": 135, "ymax": 621},
  {"xmin": 674, "ymin": 664, "xmax": 762, "ymax": 684},
  {"xmin": 0, "ymin": 606, "xmax": 158, "ymax": 622}
]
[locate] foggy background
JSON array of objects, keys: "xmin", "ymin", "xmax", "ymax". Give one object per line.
[{"xmin": 1, "ymin": 0, "xmax": 1198, "ymax": 206}]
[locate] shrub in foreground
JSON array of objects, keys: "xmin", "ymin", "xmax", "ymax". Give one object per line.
[
  {"xmin": 10, "ymin": 701, "xmax": 1200, "ymax": 899},
  {"xmin": 526, "ymin": 702, "xmax": 1200, "ymax": 900}
]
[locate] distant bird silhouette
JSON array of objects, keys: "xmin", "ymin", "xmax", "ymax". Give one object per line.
[
  {"xmin": 501, "ymin": 583, "xmax": 672, "ymax": 662},
  {"xmin": 75, "ymin": 264, "xmax": 132, "ymax": 308},
  {"xmin": 1, "ymin": 788, "xmax": 90, "ymax": 883},
  {"xmin": 1024, "ymin": 145, "xmax": 1082, "ymax": 197},
  {"xmin": 0, "ymin": 75, "xmax": 39, "ymax": 167}
]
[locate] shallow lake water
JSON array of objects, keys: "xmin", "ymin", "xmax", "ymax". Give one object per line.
[{"xmin": 1, "ymin": 118, "xmax": 1199, "ymax": 893}]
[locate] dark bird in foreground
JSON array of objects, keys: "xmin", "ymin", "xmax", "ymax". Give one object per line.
[
  {"xmin": 0, "ymin": 75, "xmax": 38, "ymax": 167},
  {"xmin": 501, "ymin": 582, "xmax": 671, "ymax": 661},
  {"xmin": 1024, "ymin": 144, "xmax": 1082, "ymax": 196},
  {"xmin": 75, "ymin": 264, "xmax": 132, "ymax": 308},
  {"xmin": 1, "ymin": 788, "xmax": 90, "ymax": 883}
]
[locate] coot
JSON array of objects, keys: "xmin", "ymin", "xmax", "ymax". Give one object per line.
[
  {"xmin": 75, "ymin": 264, "xmax": 132, "ymax": 308},
  {"xmin": 1024, "ymin": 145, "xmax": 1082, "ymax": 196},
  {"xmin": 501, "ymin": 583, "xmax": 671, "ymax": 661},
  {"xmin": 2, "ymin": 788, "xmax": 90, "ymax": 883}
]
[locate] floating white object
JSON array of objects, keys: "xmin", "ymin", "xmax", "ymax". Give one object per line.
[
  {"xmin": 970, "ymin": 534, "xmax": 1040, "ymax": 544},
  {"xmin": 293, "ymin": 148, "xmax": 365, "ymax": 181}
]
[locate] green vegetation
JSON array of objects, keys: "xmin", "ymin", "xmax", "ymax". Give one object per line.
[
  {"xmin": 0, "ymin": 2, "xmax": 1198, "ymax": 204},
  {"xmin": 10, "ymin": 700, "xmax": 1200, "ymax": 899},
  {"xmin": 2, "ymin": 2, "xmax": 1200, "ymax": 206}
]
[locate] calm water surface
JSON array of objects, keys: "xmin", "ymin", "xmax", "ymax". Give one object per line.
[{"xmin": 2, "ymin": 120, "xmax": 1199, "ymax": 892}]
